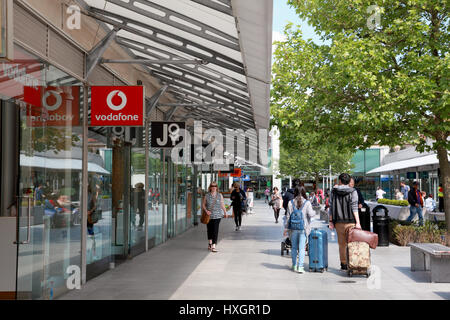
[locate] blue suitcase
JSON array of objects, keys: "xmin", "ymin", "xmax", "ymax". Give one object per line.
[{"xmin": 308, "ymin": 228, "xmax": 328, "ymax": 272}]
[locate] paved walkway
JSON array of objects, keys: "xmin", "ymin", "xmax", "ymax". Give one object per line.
[{"xmin": 61, "ymin": 200, "xmax": 450, "ymax": 300}]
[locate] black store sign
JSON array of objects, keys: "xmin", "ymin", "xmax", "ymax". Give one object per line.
[{"xmin": 151, "ymin": 122, "xmax": 185, "ymax": 148}]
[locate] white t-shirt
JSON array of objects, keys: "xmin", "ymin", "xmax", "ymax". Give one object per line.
[{"xmin": 376, "ymin": 189, "xmax": 386, "ymax": 199}]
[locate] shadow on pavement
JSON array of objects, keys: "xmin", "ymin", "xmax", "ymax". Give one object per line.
[
  {"xmin": 394, "ymin": 266, "xmax": 431, "ymax": 283},
  {"xmin": 261, "ymin": 262, "xmax": 291, "ymax": 270},
  {"xmin": 433, "ymin": 291, "xmax": 450, "ymax": 300}
]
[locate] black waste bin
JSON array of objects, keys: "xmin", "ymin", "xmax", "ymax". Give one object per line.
[
  {"xmin": 359, "ymin": 203, "xmax": 371, "ymax": 232},
  {"xmin": 372, "ymin": 205, "xmax": 390, "ymax": 246}
]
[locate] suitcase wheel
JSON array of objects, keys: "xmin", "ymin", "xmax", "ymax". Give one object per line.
[{"xmin": 348, "ymin": 270, "xmax": 353, "ymax": 277}]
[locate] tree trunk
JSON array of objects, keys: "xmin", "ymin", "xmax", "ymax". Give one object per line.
[
  {"xmin": 315, "ymin": 173, "xmax": 320, "ymax": 191},
  {"xmin": 436, "ymin": 145, "xmax": 450, "ymax": 232}
]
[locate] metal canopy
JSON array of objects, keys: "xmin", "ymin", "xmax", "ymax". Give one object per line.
[{"xmin": 81, "ymin": 0, "xmax": 272, "ymax": 131}]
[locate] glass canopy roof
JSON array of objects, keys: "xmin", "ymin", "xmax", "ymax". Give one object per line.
[{"xmin": 79, "ymin": 0, "xmax": 272, "ymax": 132}]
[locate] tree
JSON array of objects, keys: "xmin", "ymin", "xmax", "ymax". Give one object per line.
[
  {"xmin": 278, "ymin": 133, "xmax": 355, "ymax": 186},
  {"xmin": 272, "ymin": 0, "xmax": 449, "ymax": 230}
]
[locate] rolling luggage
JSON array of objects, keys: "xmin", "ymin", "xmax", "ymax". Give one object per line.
[
  {"xmin": 347, "ymin": 241, "xmax": 371, "ymax": 277},
  {"xmin": 308, "ymin": 228, "xmax": 328, "ymax": 272},
  {"xmin": 346, "ymin": 227, "xmax": 375, "ymax": 277}
]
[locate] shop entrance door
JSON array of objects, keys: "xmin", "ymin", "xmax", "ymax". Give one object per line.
[{"xmin": 16, "ymin": 101, "xmax": 82, "ymax": 300}]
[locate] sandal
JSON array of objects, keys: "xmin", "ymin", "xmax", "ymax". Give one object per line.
[
  {"xmin": 208, "ymin": 244, "xmax": 212, "ymax": 251},
  {"xmin": 212, "ymin": 247, "xmax": 218, "ymax": 252}
]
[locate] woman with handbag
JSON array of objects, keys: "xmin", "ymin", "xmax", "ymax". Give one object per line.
[
  {"xmin": 202, "ymin": 182, "xmax": 228, "ymax": 252},
  {"xmin": 271, "ymin": 187, "xmax": 282, "ymax": 223}
]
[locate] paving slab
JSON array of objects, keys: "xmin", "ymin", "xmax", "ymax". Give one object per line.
[{"xmin": 60, "ymin": 200, "xmax": 450, "ymax": 300}]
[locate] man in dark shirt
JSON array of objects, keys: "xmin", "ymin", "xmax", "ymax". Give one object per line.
[
  {"xmin": 282, "ymin": 179, "xmax": 300, "ymax": 214},
  {"xmin": 329, "ymin": 173, "xmax": 361, "ymax": 270},
  {"xmin": 407, "ymin": 181, "xmax": 424, "ymax": 226}
]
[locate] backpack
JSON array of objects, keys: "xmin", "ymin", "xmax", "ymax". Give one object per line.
[{"xmin": 288, "ymin": 199, "xmax": 307, "ymax": 231}]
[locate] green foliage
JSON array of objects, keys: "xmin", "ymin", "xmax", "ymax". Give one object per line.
[
  {"xmin": 390, "ymin": 219, "xmax": 448, "ymax": 246},
  {"xmin": 272, "ymin": 0, "xmax": 450, "ymax": 231},
  {"xmin": 278, "ymin": 136, "xmax": 354, "ymax": 182},
  {"xmin": 272, "ymin": 1, "xmax": 449, "ymax": 151},
  {"xmin": 377, "ymin": 198, "xmax": 409, "ymax": 206}
]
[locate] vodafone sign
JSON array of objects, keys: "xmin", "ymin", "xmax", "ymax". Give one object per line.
[
  {"xmin": 90, "ymin": 86, "xmax": 144, "ymax": 127},
  {"xmin": 24, "ymin": 86, "xmax": 80, "ymax": 127}
]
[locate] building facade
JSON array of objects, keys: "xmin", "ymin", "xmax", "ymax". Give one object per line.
[{"xmin": 0, "ymin": 0, "xmax": 272, "ymax": 300}]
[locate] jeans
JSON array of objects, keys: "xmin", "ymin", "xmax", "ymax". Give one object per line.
[
  {"xmin": 407, "ymin": 205, "xmax": 423, "ymax": 225},
  {"xmin": 291, "ymin": 230, "xmax": 307, "ymax": 268}
]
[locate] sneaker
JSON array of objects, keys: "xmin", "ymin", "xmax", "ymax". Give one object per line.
[
  {"xmin": 340, "ymin": 263, "xmax": 348, "ymax": 270},
  {"xmin": 297, "ymin": 267, "xmax": 305, "ymax": 274},
  {"xmin": 238, "ymin": 226, "xmax": 241, "ymax": 231},
  {"xmin": 292, "ymin": 265, "xmax": 297, "ymax": 272},
  {"xmin": 235, "ymin": 226, "xmax": 239, "ymax": 231}
]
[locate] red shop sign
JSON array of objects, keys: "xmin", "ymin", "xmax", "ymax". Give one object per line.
[
  {"xmin": 90, "ymin": 86, "xmax": 144, "ymax": 127},
  {"xmin": 230, "ymin": 168, "xmax": 242, "ymax": 177},
  {"xmin": 24, "ymin": 86, "xmax": 80, "ymax": 127}
]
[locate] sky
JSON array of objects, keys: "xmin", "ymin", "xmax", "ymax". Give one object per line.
[{"xmin": 272, "ymin": 0, "xmax": 323, "ymax": 46}]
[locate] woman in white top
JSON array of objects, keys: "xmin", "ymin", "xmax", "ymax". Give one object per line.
[
  {"xmin": 376, "ymin": 187, "xmax": 386, "ymax": 200},
  {"xmin": 246, "ymin": 188, "xmax": 254, "ymax": 214}
]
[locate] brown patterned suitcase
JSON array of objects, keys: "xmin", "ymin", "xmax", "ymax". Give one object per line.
[{"xmin": 346, "ymin": 241, "xmax": 371, "ymax": 277}]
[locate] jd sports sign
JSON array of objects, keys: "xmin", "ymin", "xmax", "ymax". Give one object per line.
[
  {"xmin": 90, "ymin": 86, "xmax": 144, "ymax": 127},
  {"xmin": 151, "ymin": 122, "xmax": 185, "ymax": 148}
]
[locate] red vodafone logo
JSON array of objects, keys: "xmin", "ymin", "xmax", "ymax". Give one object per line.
[
  {"xmin": 90, "ymin": 86, "xmax": 144, "ymax": 127},
  {"xmin": 24, "ymin": 86, "xmax": 80, "ymax": 127}
]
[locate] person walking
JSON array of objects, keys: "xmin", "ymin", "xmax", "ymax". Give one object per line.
[
  {"xmin": 284, "ymin": 186, "xmax": 315, "ymax": 273},
  {"xmin": 133, "ymin": 183, "xmax": 146, "ymax": 230},
  {"xmin": 400, "ymin": 181, "xmax": 410, "ymax": 201},
  {"xmin": 271, "ymin": 187, "xmax": 282, "ymax": 223},
  {"xmin": 282, "ymin": 184, "xmax": 295, "ymax": 215},
  {"xmin": 425, "ymin": 194, "xmax": 436, "ymax": 213},
  {"xmin": 349, "ymin": 178, "xmax": 365, "ymax": 209},
  {"xmin": 309, "ymin": 191, "xmax": 319, "ymax": 206},
  {"xmin": 329, "ymin": 173, "xmax": 361, "ymax": 271},
  {"xmin": 438, "ymin": 184, "xmax": 444, "ymax": 212},
  {"xmin": 407, "ymin": 182, "xmax": 424, "ymax": 226},
  {"xmin": 376, "ymin": 186, "xmax": 386, "ymax": 200},
  {"xmin": 395, "ymin": 189, "xmax": 404, "ymax": 200},
  {"xmin": 246, "ymin": 187, "xmax": 254, "ymax": 214},
  {"xmin": 202, "ymin": 182, "xmax": 228, "ymax": 252},
  {"xmin": 264, "ymin": 187, "xmax": 270, "ymax": 204},
  {"xmin": 231, "ymin": 182, "xmax": 246, "ymax": 231}
]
